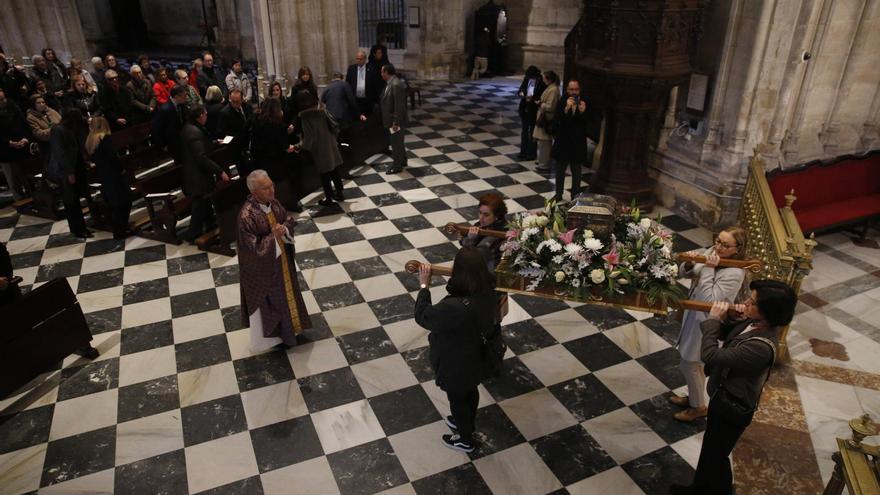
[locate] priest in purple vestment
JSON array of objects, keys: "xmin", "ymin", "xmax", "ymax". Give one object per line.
[{"xmin": 238, "ymin": 169, "xmax": 312, "ymax": 350}]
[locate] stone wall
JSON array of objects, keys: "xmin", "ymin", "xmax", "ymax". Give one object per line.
[
  {"xmin": 505, "ymin": 0, "xmax": 580, "ymax": 73},
  {"xmin": 651, "ymin": 0, "xmax": 880, "ymax": 229},
  {"xmin": 0, "ymin": 0, "xmax": 90, "ymax": 62}
]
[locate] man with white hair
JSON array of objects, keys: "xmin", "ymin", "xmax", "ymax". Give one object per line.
[
  {"xmin": 90, "ymin": 57, "xmax": 106, "ymax": 90},
  {"xmin": 345, "ymin": 49, "xmax": 380, "ymax": 116},
  {"xmin": 237, "ymin": 170, "xmax": 311, "ymax": 350}
]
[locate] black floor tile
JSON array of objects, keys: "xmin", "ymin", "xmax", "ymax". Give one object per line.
[
  {"xmin": 0, "ymin": 404, "xmax": 54, "ymax": 455},
  {"xmin": 531, "ymin": 425, "xmax": 616, "ymax": 486},
  {"xmin": 412, "ymin": 463, "xmax": 493, "ymax": 495},
  {"xmin": 548, "ymin": 374, "xmax": 625, "ymax": 422},
  {"xmin": 401, "ymin": 347, "xmax": 434, "ymax": 383},
  {"xmin": 195, "ymin": 476, "xmax": 264, "ymax": 495},
  {"xmin": 418, "ymin": 243, "xmax": 459, "ymax": 264},
  {"xmin": 41, "ymin": 425, "xmax": 117, "ymax": 487},
  {"xmin": 511, "ymin": 294, "xmax": 571, "ymax": 317},
  {"xmin": 641, "ymin": 315, "xmax": 683, "ymax": 346},
  {"xmin": 295, "ymin": 247, "xmax": 340, "ymax": 270},
  {"xmin": 322, "ymin": 226, "xmax": 366, "ymax": 246},
  {"xmin": 181, "ymin": 394, "xmax": 247, "ymax": 446},
  {"xmin": 250, "ymin": 416, "xmax": 324, "ymax": 473},
  {"xmin": 501, "ymin": 319, "xmax": 558, "ymax": 355},
  {"xmin": 342, "ymin": 256, "xmax": 392, "ymax": 280},
  {"xmin": 369, "ymin": 234, "xmax": 415, "ymax": 255},
  {"xmin": 9, "ymin": 222, "xmax": 52, "ymax": 241},
  {"xmin": 57, "ymin": 358, "xmax": 119, "ymax": 401},
  {"xmin": 122, "ymin": 277, "xmax": 170, "ymax": 305},
  {"xmin": 297, "ymin": 367, "xmax": 365, "ymax": 413},
  {"xmin": 468, "ymin": 403, "xmax": 527, "ymax": 459},
  {"xmin": 124, "ymin": 245, "xmax": 167, "ymax": 266},
  {"xmin": 222, "ymin": 306, "xmax": 245, "ymax": 332},
  {"xmin": 77, "ymin": 268, "xmax": 124, "ymax": 294},
  {"xmin": 368, "ymin": 293, "xmax": 416, "ymax": 324},
  {"xmin": 117, "ymin": 374, "xmax": 180, "ymax": 423},
  {"xmin": 233, "ymin": 351, "xmax": 295, "ymax": 392},
  {"xmin": 175, "ymin": 334, "xmax": 232, "ymax": 373},
  {"xmin": 371, "ymin": 192, "xmax": 408, "ymax": 207},
  {"xmin": 45, "ymin": 232, "xmax": 84, "ymax": 249},
  {"xmin": 327, "ymin": 438, "xmax": 409, "ymax": 495},
  {"xmin": 212, "ymin": 265, "xmax": 240, "ymax": 287},
  {"xmin": 35, "ymin": 259, "xmax": 83, "ymax": 283},
  {"xmin": 637, "ymin": 347, "xmax": 686, "ymax": 390},
  {"xmin": 629, "ymin": 394, "xmax": 706, "ymax": 444},
  {"xmin": 563, "ymin": 333, "xmax": 630, "ymax": 372},
  {"xmin": 167, "ymin": 253, "xmax": 210, "ymax": 276},
  {"xmin": 83, "ymin": 238, "xmax": 126, "ymax": 257},
  {"xmin": 10, "ymin": 250, "xmax": 42, "ymax": 269},
  {"xmin": 368, "ymin": 385, "xmax": 441, "ymax": 436},
  {"xmin": 337, "ymin": 327, "xmax": 398, "ymax": 365},
  {"xmin": 170, "ymin": 288, "xmax": 220, "ymax": 318},
  {"xmin": 391, "ymin": 215, "xmax": 434, "ymax": 233},
  {"xmin": 621, "ymin": 445, "xmax": 695, "ymax": 495},
  {"xmin": 84, "ymin": 307, "xmax": 123, "ymax": 335},
  {"xmin": 311, "ymin": 282, "xmax": 365, "ymax": 312},
  {"xmin": 481, "ymin": 357, "xmax": 544, "ymax": 402}
]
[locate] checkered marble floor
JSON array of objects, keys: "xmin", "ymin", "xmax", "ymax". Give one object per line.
[{"xmin": 2, "ymin": 78, "xmax": 865, "ymax": 495}]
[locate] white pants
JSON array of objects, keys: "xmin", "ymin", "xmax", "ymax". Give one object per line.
[{"xmin": 680, "ymin": 359, "xmax": 707, "ymax": 408}]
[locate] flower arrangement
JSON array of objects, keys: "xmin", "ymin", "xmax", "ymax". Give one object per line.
[{"xmin": 501, "ymin": 199, "xmax": 683, "ymax": 305}]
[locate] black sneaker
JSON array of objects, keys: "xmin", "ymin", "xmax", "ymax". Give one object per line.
[
  {"xmin": 317, "ymin": 198, "xmax": 336, "ymax": 207},
  {"xmin": 441, "ymin": 434, "xmax": 474, "ymax": 453},
  {"xmin": 445, "ymin": 415, "xmax": 457, "ymax": 430}
]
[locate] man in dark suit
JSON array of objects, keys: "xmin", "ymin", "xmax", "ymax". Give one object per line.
[
  {"xmin": 179, "ymin": 104, "xmax": 229, "ymax": 242},
  {"xmin": 216, "ymin": 88, "xmax": 252, "ymax": 174},
  {"xmin": 345, "ymin": 50, "xmax": 380, "ymax": 116},
  {"xmin": 380, "ymin": 64, "xmax": 408, "ymax": 174},
  {"xmin": 322, "ymin": 73, "xmax": 365, "ymax": 133},
  {"xmin": 151, "ymin": 85, "xmax": 189, "ymax": 159}
]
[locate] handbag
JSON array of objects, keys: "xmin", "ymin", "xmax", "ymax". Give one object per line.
[{"xmin": 459, "ymin": 297, "xmax": 507, "ymax": 381}]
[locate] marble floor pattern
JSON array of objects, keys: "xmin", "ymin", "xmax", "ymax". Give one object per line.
[{"xmin": 0, "ymin": 78, "xmax": 878, "ymax": 495}]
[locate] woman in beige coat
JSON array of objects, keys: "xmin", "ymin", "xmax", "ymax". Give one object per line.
[
  {"xmin": 532, "ymin": 70, "xmax": 560, "ymax": 173},
  {"xmin": 25, "ymin": 93, "xmax": 61, "ymax": 154}
]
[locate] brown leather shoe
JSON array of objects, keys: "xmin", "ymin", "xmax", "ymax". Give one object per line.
[
  {"xmin": 674, "ymin": 406, "xmax": 708, "ymax": 422},
  {"xmin": 668, "ymin": 395, "xmax": 690, "ymax": 408}
]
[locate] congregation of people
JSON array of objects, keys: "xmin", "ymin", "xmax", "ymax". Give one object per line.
[{"xmin": 0, "ymin": 44, "xmax": 800, "ymax": 495}]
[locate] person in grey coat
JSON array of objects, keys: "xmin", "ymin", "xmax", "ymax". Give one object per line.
[
  {"xmin": 670, "ymin": 226, "xmax": 748, "ymax": 422},
  {"xmin": 292, "ymin": 90, "xmax": 344, "ymax": 206},
  {"xmin": 670, "ymin": 279, "xmax": 796, "ymax": 495},
  {"xmin": 379, "ymin": 64, "xmax": 408, "ymax": 174},
  {"xmin": 321, "ymin": 73, "xmax": 365, "ymax": 132}
]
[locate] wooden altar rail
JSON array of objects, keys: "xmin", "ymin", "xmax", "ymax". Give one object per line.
[
  {"xmin": 443, "ymin": 222, "xmax": 763, "ymax": 271},
  {"xmin": 737, "ymin": 153, "xmax": 815, "ymax": 362},
  {"xmin": 404, "ymin": 260, "xmax": 714, "ymax": 314}
]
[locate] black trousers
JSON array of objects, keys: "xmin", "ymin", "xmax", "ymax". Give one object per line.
[
  {"xmin": 446, "ymin": 386, "xmax": 479, "ymax": 443},
  {"xmin": 108, "ymin": 200, "xmax": 132, "ymax": 238},
  {"xmin": 61, "ymin": 175, "xmax": 88, "ymax": 236},
  {"xmin": 691, "ymin": 396, "xmax": 753, "ymax": 494},
  {"xmin": 389, "ymin": 128, "xmax": 407, "ymax": 169},
  {"xmin": 187, "ymin": 196, "xmax": 216, "ymax": 241},
  {"xmin": 554, "ymin": 160, "xmax": 584, "ymax": 201},
  {"xmin": 320, "ymin": 169, "xmax": 343, "ymax": 198},
  {"xmin": 520, "ymin": 120, "xmax": 536, "ymax": 158}
]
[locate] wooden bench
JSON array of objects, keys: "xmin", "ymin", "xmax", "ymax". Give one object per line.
[
  {"xmin": 14, "ymin": 155, "xmax": 66, "ymax": 220},
  {"xmin": 0, "ymin": 278, "xmax": 97, "ymax": 398},
  {"xmin": 767, "ymin": 151, "xmax": 880, "ymax": 239}
]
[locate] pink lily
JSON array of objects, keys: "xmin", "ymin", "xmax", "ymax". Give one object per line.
[
  {"xmin": 559, "ymin": 228, "xmax": 577, "ymax": 245},
  {"xmin": 602, "ymin": 245, "xmax": 620, "ymax": 267},
  {"xmin": 506, "ymin": 229, "xmax": 520, "ymax": 240}
]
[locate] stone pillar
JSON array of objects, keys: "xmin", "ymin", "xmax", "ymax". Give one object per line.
[
  {"xmin": 0, "ymin": 0, "xmax": 90, "ymax": 62},
  {"xmin": 249, "ymin": 0, "xmax": 357, "ymax": 87},
  {"xmin": 415, "ymin": 0, "xmax": 469, "ymax": 80},
  {"xmin": 506, "ymin": 0, "xmax": 581, "ymax": 73}
]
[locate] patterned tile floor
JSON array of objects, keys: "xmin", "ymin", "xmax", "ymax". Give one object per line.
[{"xmin": 0, "ymin": 78, "xmax": 877, "ymax": 495}]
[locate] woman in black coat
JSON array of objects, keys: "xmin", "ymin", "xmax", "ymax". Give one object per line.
[
  {"xmin": 286, "ymin": 66, "xmax": 318, "ymax": 119},
  {"xmin": 46, "ymin": 108, "xmax": 91, "ymax": 238},
  {"xmin": 415, "ymin": 246, "xmax": 497, "ymax": 453},
  {"xmin": 86, "ymin": 116, "xmax": 132, "ymax": 239},
  {"xmin": 63, "ymin": 75, "xmax": 100, "ymax": 117},
  {"xmin": 517, "ymin": 65, "xmax": 544, "ymax": 160}
]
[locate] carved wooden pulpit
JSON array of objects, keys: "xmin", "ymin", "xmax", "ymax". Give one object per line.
[{"xmin": 565, "ymin": 0, "xmax": 706, "ymax": 210}]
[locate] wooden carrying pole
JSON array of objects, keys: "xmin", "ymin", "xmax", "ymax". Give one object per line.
[{"xmin": 405, "ymin": 260, "xmax": 713, "ymax": 313}]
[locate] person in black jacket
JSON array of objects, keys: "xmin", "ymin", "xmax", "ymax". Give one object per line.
[
  {"xmin": 47, "ymin": 108, "xmax": 91, "ymax": 238},
  {"xmin": 414, "ymin": 246, "xmax": 497, "ymax": 453},
  {"xmin": 0, "ymin": 88, "xmax": 33, "ymax": 201},
  {"xmin": 517, "ymin": 66, "xmax": 544, "ymax": 160},
  {"xmin": 63, "ymin": 75, "xmax": 100, "ymax": 117},
  {"xmin": 670, "ymin": 279, "xmax": 797, "ymax": 495},
  {"xmin": 179, "ymin": 104, "xmax": 229, "ymax": 242},
  {"xmin": 0, "ymin": 241, "xmax": 22, "ymax": 307},
  {"xmin": 345, "ymin": 50, "xmax": 381, "ymax": 116},
  {"xmin": 551, "ymin": 78, "xmax": 589, "ymax": 202},
  {"xmin": 286, "ymin": 66, "xmax": 318, "ymax": 119},
  {"xmin": 196, "ymin": 52, "xmax": 226, "ymax": 99},
  {"xmin": 151, "ymin": 85, "xmax": 189, "ymax": 159},
  {"xmin": 99, "ymin": 70, "xmax": 132, "ymax": 130},
  {"xmin": 85, "ymin": 116, "xmax": 131, "ymax": 239},
  {"xmin": 216, "ymin": 88, "xmax": 252, "ymax": 171}
]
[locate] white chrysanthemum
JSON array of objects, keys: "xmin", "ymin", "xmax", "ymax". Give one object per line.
[
  {"xmin": 555, "ymin": 271, "xmax": 565, "ymax": 282},
  {"xmin": 669, "ymin": 264, "xmax": 678, "ymax": 277},
  {"xmin": 661, "ymin": 244, "xmax": 671, "ymax": 257},
  {"xmin": 590, "ymin": 269, "xmax": 605, "ymax": 284},
  {"xmin": 564, "ymin": 243, "xmax": 583, "ymax": 256},
  {"xmin": 548, "ymin": 240, "xmax": 562, "ymax": 252},
  {"xmin": 552, "ymin": 255, "xmax": 564, "ymax": 264},
  {"xmin": 640, "ymin": 218, "xmax": 652, "ymax": 229},
  {"xmin": 583, "ymin": 238, "xmax": 604, "ymax": 251},
  {"xmin": 571, "ymin": 278, "xmax": 581, "ymax": 288},
  {"xmin": 583, "ymin": 230, "xmax": 594, "ymax": 239}
]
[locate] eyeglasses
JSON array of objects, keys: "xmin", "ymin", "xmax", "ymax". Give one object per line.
[{"xmin": 714, "ymin": 237, "xmax": 738, "ymax": 249}]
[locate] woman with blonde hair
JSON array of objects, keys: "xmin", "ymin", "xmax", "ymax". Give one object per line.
[
  {"xmin": 86, "ymin": 116, "xmax": 131, "ymax": 239},
  {"xmin": 670, "ymin": 226, "xmax": 748, "ymax": 422}
]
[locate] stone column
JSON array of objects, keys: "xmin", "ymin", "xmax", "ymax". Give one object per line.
[
  {"xmin": 416, "ymin": 0, "xmax": 468, "ymax": 80},
  {"xmin": 1, "ymin": 0, "xmax": 89, "ymax": 62}
]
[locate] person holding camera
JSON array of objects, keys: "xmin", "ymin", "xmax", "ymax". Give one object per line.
[
  {"xmin": 414, "ymin": 246, "xmax": 497, "ymax": 453},
  {"xmin": 550, "ymin": 78, "xmax": 589, "ymax": 202},
  {"xmin": 670, "ymin": 279, "xmax": 797, "ymax": 495}
]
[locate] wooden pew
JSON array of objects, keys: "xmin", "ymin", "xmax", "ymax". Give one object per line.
[
  {"xmin": 110, "ymin": 122, "xmax": 152, "ymax": 150},
  {"xmin": 14, "ymin": 155, "xmax": 65, "ymax": 220},
  {"xmin": 0, "ymin": 278, "xmax": 97, "ymax": 398}
]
